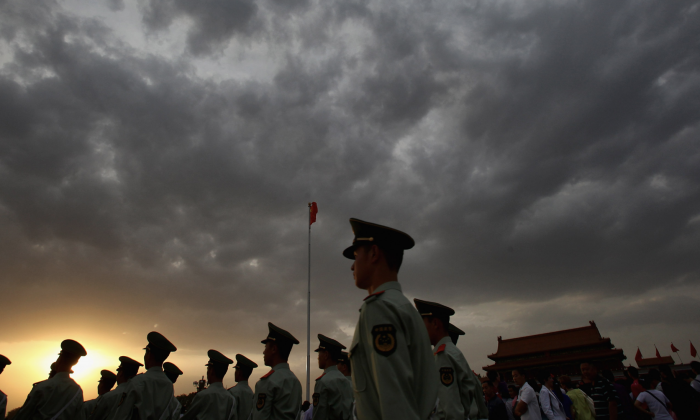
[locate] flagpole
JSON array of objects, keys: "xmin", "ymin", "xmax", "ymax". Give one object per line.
[{"xmin": 306, "ymin": 203, "xmax": 311, "ymax": 402}]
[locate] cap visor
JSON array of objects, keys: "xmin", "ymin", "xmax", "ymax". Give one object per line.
[{"xmin": 342, "ymin": 246, "xmax": 355, "ymax": 260}]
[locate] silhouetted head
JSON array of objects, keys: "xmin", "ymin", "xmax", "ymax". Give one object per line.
[{"xmin": 163, "ymin": 362, "xmax": 183, "ymax": 384}]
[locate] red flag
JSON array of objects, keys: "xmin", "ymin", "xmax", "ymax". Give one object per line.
[
  {"xmin": 309, "ymin": 202, "xmax": 318, "ymax": 225},
  {"xmin": 655, "ymin": 346, "xmax": 661, "ymax": 358},
  {"xmin": 635, "ymin": 348, "xmax": 643, "ymax": 362},
  {"xmin": 671, "ymin": 343, "xmax": 679, "ymax": 353},
  {"xmin": 691, "ymin": 341, "xmax": 697, "ymax": 358}
]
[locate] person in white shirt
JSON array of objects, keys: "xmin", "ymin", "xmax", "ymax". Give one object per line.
[
  {"xmin": 634, "ymin": 388, "xmax": 674, "ymax": 420},
  {"xmin": 537, "ymin": 375, "xmax": 566, "ymax": 420},
  {"xmin": 690, "ymin": 362, "xmax": 700, "ymax": 393},
  {"xmin": 513, "ymin": 369, "xmax": 542, "ymax": 420}
]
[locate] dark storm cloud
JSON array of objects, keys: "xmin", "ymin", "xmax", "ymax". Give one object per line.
[
  {"xmin": 0, "ymin": 0, "xmax": 699, "ymax": 374},
  {"xmin": 139, "ymin": 0, "xmax": 259, "ymax": 56}
]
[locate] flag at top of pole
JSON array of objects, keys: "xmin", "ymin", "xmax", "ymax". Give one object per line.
[
  {"xmin": 655, "ymin": 345, "xmax": 661, "ymax": 358},
  {"xmin": 692, "ymin": 341, "xmax": 698, "ymax": 358},
  {"xmin": 671, "ymin": 343, "xmax": 680, "ymax": 353},
  {"xmin": 310, "ymin": 202, "xmax": 318, "ymax": 225},
  {"xmin": 635, "ymin": 347, "xmax": 643, "ymax": 362}
]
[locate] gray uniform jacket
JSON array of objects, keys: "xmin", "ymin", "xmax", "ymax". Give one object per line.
[
  {"xmin": 112, "ymin": 366, "xmax": 175, "ymax": 420},
  {"xmin": 349, "ymin": 281, "xmax": 439, "ymax": 420},
  {"xmin": 229, "ymin": 380, "xmax": 254, "ymax": 420},
  {"xmin": 182, "ymin": 382, "xmax": 235, "ymax": 420},
  {"xmin": 433, "ymin": 336, "xmax": 487, "ymax": 420},
  {"xmin": 83, "ymin": 397, "xmax": 101, "ymax": 419},
  {"xmin": 311, "ymin": 366, "xmax": 353, "ymax": 420},
  {"xmin": 251, "ymin": 363, "xmax": 302, "ymax": 420},
  {"xmin": 90, "ymin": 381, "xmax": 129, "ymax": 420},
  {"xmin": 14, "ymin": 372, "xmax": 84, "ymax": 420}
]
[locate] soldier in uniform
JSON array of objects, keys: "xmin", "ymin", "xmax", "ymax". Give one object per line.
[
  {"xmin": 312, "ymin": 335, "xmax": 353, "ymax": 420},
  {"xmin": 0, "ymin": 354, "xmax": 10, "ymax": 419},
  {"xmin": 251, "ymin": 322, "xmax": 302, "ymax": 420},
  {"xmin": 89, "ymin": 356, "xmax": 143, "ymax": 420},
  {"xmin": 343, "ymin": 218, "xmax": 438, "ymax": 420},
  {"xmin": 112, "ymin": 331, "xmax": 178, "ymax": 420},
  {"xmin": 182, "ymin": 350, "xmax": 236, "ymax": 420},
  {"xmin": 447, "ymin": 324, "xmax": 465, "ymax": 345},
  {"xmin": 82, "ymin": 370, "xmax": 117, "ymax": 419},
  {"xmin": 414, "ymin": 299, "xmax": 488, "ymax": 420},
  {"xmin": 163, "ymin": 363, "xmax": 183, "ymax": 384},
  {"xmin": 336, "ymin": 352, "xmax": 351, "ymax": 382},
  {"xmin": 14, "ymin": 339, "xmax": 87, "ymax": 420},
  {"xmin": 228, "ymin": 354, "xmax": 258, "ymax": 420},
  {"xmin": 163, "ymin": 362, "xmax": 184, "ymax": 419}
]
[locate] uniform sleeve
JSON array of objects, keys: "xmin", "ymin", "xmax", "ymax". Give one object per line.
[
  {"xmin": 181, "ymin": 392, "xmax": 204, "ymax": 420},
  {"xmin": 470, "ymin": 372, "xmax": 489, "ymax": 419},
  {"xmin": 253, "ymin": 382, "xmax": 275, "ymax": 420},
  {"xmin": 172, "ymin": 399, "xmax": 182, "ymax": 420},
  {"xmin": 112, "ymin": 380, "xmax": 142, "ymax": 420},
  {"xmin": 454, "ymin": 354, "xmax": 477, "ymax": 419},
  {"xmin": 363, "ymin": 302, "xmax": 421, "ymax": 419},
  {"xmin": 311, "ymin": 381, "xmax": 327, "ymax": 420},
  {"xmin": 13, "ymin": 385, "xmax": 41, "ymax": 420}
]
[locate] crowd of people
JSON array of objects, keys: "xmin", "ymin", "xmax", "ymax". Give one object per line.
[
  {"xmin": 479, "ymin": 361, "xmax": 700, "ymax": 420},
  {"xmin": 1, "ymin": 218, "xmax": 700, "ymax": 420}
]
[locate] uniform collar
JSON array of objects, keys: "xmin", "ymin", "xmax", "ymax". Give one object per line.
[
  {"xmin": 54, "ymin": 372, "xmax": 71, "ymax": 379},
  {"xmin": 373, "ymin": 281, "xmax": 401, "ymax": 294},
  {"xmin": 435, "ymin": 336, "xmax": 452, "ymax": 349},
  {"xmin": 272, "ymin": 363, "xmax": 290, "ymax": 371},
  {"xmin": 147, "ymin": 366, "xmax": 164, "ymax": 373},
  {"xmin": 208, "ymin": 382, "xmax": 223, "ymax": 389},
  {"xmin": 324, "ymin": 365, "xmax": 339, "ymax": 374},
  {"xmin": 236, "ymin": 380, "xmax": 248, "ymax": 385}
]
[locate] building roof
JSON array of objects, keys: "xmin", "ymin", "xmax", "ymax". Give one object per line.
[
  {"xmin": 636, "ymin": 356, "xmax": 675, "ymax": 368},
  {"xmin": 488, "ymin": 321, "xmax": 613, "ymax": 361},
  {"xmin": 483, "ymin": 348, "xmax": 625, "ymax": 372}
]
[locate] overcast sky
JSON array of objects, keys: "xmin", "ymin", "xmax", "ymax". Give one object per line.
[{"xmin": 1, "ymin": 0, "xmax": 700, "ymax": 410}]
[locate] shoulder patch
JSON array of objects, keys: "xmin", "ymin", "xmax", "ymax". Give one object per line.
[
  {"xmin": 312, "ymin": 392, "xmax": 320, "ymax": 407},
  {"xmin": 440, "ymin": 367, "xmax": 454, "ymax": 387},
  {"xmin": 261, "ymin": 370, "xmax": 275, "ymax": 379},
  {"xmin": 363, "ymin": 290, "xmax": 386, "ymax": 301},
  {"xmin": 372, "ymin": 324, "xmax": 397, "ymax": 356},
  {"xmin": 434, "ymin": 344, "xmax": 446, "ymax": 355},
  {"xmin": 256, "ymin": 393, "xmax": 266, "ymax": 410}
]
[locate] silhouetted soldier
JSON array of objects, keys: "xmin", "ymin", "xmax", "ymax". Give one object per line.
[
  {"xmin": 312, "ymin": 335, "xmax": 353, "ymax": 420},
  {"xmin": 336, "ymin": 352, "xmax": 351, "ymax": 382},
  {"xmin": 112, "ymin": 332, "xmax": 178, "ymax": 420},
  {"xmin": 448, "ymin": 324, "xmax": 465, "ymax": 345},
  {"xmin": 415, "ymin": 299, "xmax": 488, "ymax": 420},
  {"xmin": 89, "ymin": 356, "xmax": 142, "ymax": 420},
  {"xmin": 163, "ymin": 362, "xmax": 183, "ymax": 384},
  {"xmin": 163, "ymin": 362, "xmax": 184, "ymax": 418},
  {"xmin": 251, "ymin": 322, "xmax": 302, "ymax": 420},
  {"xmin": 182, "ymin": 350, "xmax": 236, "ymax": 420},
  {"xmin": 0, "ymin": 354, "xmax": 10, "ymax": 419},
  {"xmin": 14, "ymin": 339, "xmax": 87, "ymax": 420},
  {"xmin": 82, "ymin": 370, "xmax": 117, "ymax": 419},
  {"xmin": 229, "ymin": 354, "xmax": 258, "ymax": 420},
  {"xmin": 343, "ymin": 218, "xmax": 438, "ymax": 420}
]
